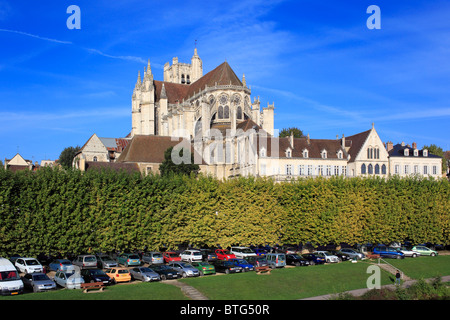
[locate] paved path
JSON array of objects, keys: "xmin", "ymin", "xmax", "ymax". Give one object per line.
[
  {"xmin": 300, "ymin": 275, "xmax": 450, "ymax": 300},
  {"xmin": 163, "ymin": 279, "xmax": 209, "ymax": 300}
]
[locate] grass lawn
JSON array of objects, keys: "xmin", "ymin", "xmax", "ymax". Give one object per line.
[
  {"xmin": 376, "ymin": 255, "xmax": 450, "ymax": 280},
  {"xmin": 180, "ymin": 261, "xmax": 393, "ymax": 300}
]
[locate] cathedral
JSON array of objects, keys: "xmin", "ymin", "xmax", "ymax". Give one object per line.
[
  {"xmin": 130, "ymin": 48, "xmax": 274, "ymax": 139},
  {"xmin": 73, "ymin": 48, "xmax": 442, "ymax": 180}
]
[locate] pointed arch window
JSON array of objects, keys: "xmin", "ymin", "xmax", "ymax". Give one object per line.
[
  {"xmin": 375, "ymin": 164, "xmax": 380, "ymax": 174},
  {"xmin": 368, "ymin": 164, "xmax": 373, "ymax": 174},
  {"xmin": 218, "ymin": 106, "xmax": 224, "ymax": 119},
  {"xmin": 237, "ymin": 106, "xmax": 243, "ymax": 119},
  {"xmin": 382, "ymin": 164, "xmax": 387, "ymax": 175},
  {"xmin": 361, "ymin": 163, "xmax": 366, "ymax": 174},
  {"xmin": 224, "ymin": 106, "xmax": 230, "ymax": 119}
]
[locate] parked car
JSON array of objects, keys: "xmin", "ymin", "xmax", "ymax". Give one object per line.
[
  {"xmin": 372, "ymin": 246, "xmax": 405, "ymax": 259},
  {"xmin": 212, "ymin": 260, "xmax": 243, "ymax": 274},
  {"xmin": 191, "ymin": 261, "xmax": 216, "ymax": 276},
  {"xmin": 252, "ymin": 248, "xmax": 268, "ymax": 256},
  {"xmin": 397, "ymin": 247, "xmax": 420, "ymax": 258},
  {"xmin": 338, "ymin": 248, "xmax": 366, "ymax": 260},
  {"xmin": 168, "ymin": 262, "xmax": 200, "ymax": 278},
  {"xmin": 265, "ymin": 253, "xmax": 286, "ymax": 269},
  {"xmin": 142, "ymin": 252, "xmax": 164, "ymax": 265},
  {"xmin": 96, "ymin": 254, "xmax": 118, "ymax": 268},
  {"xmin": 412, "ymin": 246, "xmax": 438, "ymax": 256},
  {"xmin": 228, "ymin": 258, "xmax": 254, "ymax": 272},
  {"xmin": 0, "ymin": 257, "xmax": 24, "ymax": 295},
  {"xmin": 162, "ymin": 251, "xmax": 181, "ymax": 263},
  {"xmin": 215, "ymin": 249, "xmax": 236, "ymax": 261},
  {"xmin": 199, "ymin": 249, "xmax": 218, "ymax": 262},
  {"xmin": 285, "ymin": 254, "xmax": 310, "ymax": 266},
  {"xmin": 8, "ymin": 254, "xmax": 22, "ymax": 264},
  {"xmin": 179, "ymin": 250, "xmax": 203, "ymax": 263},
  {"xmin": 246, "ymin": 255, "xmax": 269, "ymax": 267},
  {"xmin": 48, "ymin": 259, "xmax": 75, "ymax": 272},
  {"xmin": 80, "ymin": 268, "xmax": 113, "ymax": 285},
  {"xmin": 326, "ymin": 249, "xmax": 351, "ymax": 261},
  {"xmin": 129, "ymin": 267, "xmax": 161, "ymax": 282},
  {"xmin": 22, "ymin": 272, "xmax": 56, "ymax": 292},
  {"xmin": 117, "ymin": 253, "xmax": 141, "ymax": 267},
  {"xmin": 151, "ymin": 264, "xmax": 181, "ymax": 280},
  {"xmin": 302, "ymin": 253, "xmax": 326, "ymax": 265},
  {"xmin": 230, "ymin": 247, "xmax": 257, "ymax": 259},
  {"xmin": 105, "ymin": 268, "xmax": 131, "ymax": 283},
  {"xmin": 15, "ymin": 258, "xmax": 44, "ymax": 273},
  {"xmin": 313, "ymin": 251, "xmax": 340, "ymax": 263},
  {"xmin": 72, "ymin": 255, "xmax": 98, "ymax": 269},
  {"xmin": 53, "ymin": 270, "xmax": 85, "ymax": 289}
]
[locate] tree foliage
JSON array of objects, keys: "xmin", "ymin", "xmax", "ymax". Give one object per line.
[
  {"xmin": 0, "ymin": 167, "xmax": 448, "ymax": 257},
  {"xmin": 279, "ymin": 127, "xmax": 304, "ymax": 138},
  {"xmin": 58, "ymin": 145, "xmax": 81, "ymax": 169},
  {"xmin": 159, "ymin": 146, "xmax": 200, "ymax": 177}
]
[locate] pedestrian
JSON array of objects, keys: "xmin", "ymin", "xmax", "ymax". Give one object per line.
[{"xmin": 395, "ymin": 270, "xmax": 401, "ymax": 286}]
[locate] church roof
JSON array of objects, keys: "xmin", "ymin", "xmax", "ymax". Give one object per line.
[
  {"xmin": 154, "ymin": 61, "xmax": 243, "ymax": 104},
  {"xmin": 117, "ymin": 135, "xmax": 206, "ymax": 165},
  {"xmin": 344, "ymin": 129, "xmax": 371, "ymax": 163}
]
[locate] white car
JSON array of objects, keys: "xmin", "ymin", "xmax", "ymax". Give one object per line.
[
  {"xmin": 313, "ymin": 251, "xmax": 340, "ymax": 263},
  {"xmin": 14, "ymin": 258, "xmax": 43, "ymax": 273},
  {"xmin": 230, "ymin": 247, "xmax": 257, "ymax": 259},
  {"xmin": 398, "ymin": 247, "xmax": 420, "ymax": 258},
  {"xmin": 179, "ymin": 250, "xmax": 203, "ymax": 263},
  {"xmin": 53, "ymin": 270, "xmax": 84, "ymax": 289}
]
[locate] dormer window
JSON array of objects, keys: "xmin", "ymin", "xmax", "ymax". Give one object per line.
[
  {"xmin": 414, "ymin": 149, "xmax": 418, "ymax": 157},
  {"xmin": 286, "ymin": 148, "xmax": 292, "ymax": 158},
  {"xmin": 423, "ymin": 149, "xmax": 428, "ymax": 157},
  {"xmin": 303, "ymin": 149, "xmax": 308, "ymax": 158},
  {"xmin": 404, "ymin": 148, "xmax": 409, "ymax": 156},
  {"xmin": 321, "ymin": 149, "xmax": 327, "ymax": 159},
  {"xmin": 337, "ymin": 150, "xmax": 343, "ymax": 159},
  {"xmin": 260, "ymin": 147, "xmax": 266, "ymax": 158}
]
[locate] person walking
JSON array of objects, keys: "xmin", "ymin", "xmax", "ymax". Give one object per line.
[{"xmin": 395, "ymin": 270, "xmax": 401, "ymax": 286}]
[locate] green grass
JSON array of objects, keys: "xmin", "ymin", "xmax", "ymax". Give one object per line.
[
  {"xmin": 180, "ymin": 262, "xmax": 393, "ymax": 300},
  {"xmin": 375, "ymin": 255, "xmax": 450, "ymax": 280}
]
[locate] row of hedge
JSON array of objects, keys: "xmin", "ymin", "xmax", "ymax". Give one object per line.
[{"xmin": 0, "ymin": 167, "xmax": 449, "ymax": 257}]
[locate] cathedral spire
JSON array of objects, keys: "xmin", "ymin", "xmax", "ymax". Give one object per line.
[
  {"xmin": 242, "ymin": 73, "xmax": 246, "ymax": 87},
  {"xmin": 147, "ymin": 59, "xmax": 151, "ymax": 74},
  {"xmin": 136, "ymin": 70, "xmax": 141, "ymax": 86}
]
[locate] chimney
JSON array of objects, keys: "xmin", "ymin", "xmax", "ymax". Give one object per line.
[
  {"xmin": 412, "ymin": 142, "xmax": 417, "ymax": 149},
  {"xmin": 386, "ymin": 141, "xmax": 394, "ymax": 152},
  {"xmin": 341, "ymin": 134, "xmax": 345, "ymax": 149},
  {"xmin": 289, "ymin": 132, "xmax": 294, "ymax": 149},
  {"xmin": 307, "ymin": 133, "xmax": 310, "ymax": 145}
]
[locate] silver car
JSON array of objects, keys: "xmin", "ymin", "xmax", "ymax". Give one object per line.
[
  {"xmin": 22, "ymin": 273, "xmax": 56, "ymax": 292},
  {"xmin": 339, "ymin": 248, "xmax": 366, "ymax": 260},
  {"xmin": 264, "ymin": 253, "xmax": 286, "ymax": 269},
  {"xmin": 142, "ymin": 252, "xmax": 164, "ymax": 265},
  {"xmin": 53, "ymin": 270, "xmax": 84, "ymax": 289},
  {"xmin": 96, "ymin": 254, "xmax": 118, "ymax": 268},
  {"xmin": 167, "ymin": 262, "xmax": 200, "ymax": 278},
  {"xmin": 73, "ymin": 255, "xmax": 97, "ymax": 269},
  {"xmin": 130, "ymin": 267, "xmax": 161, "ymax": 282}
]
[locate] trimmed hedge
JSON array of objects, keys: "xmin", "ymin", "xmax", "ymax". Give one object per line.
[{"xmin": 0, "ymin": 167, "xmax": 449, "ymax": 257}]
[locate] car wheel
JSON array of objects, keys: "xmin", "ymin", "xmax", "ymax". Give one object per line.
[
  {"xmin": 431, "ymin": 253, "xmax": 436, "ymax": 257},
  {"xmin": 295, "ymin": 262, "xmax": 300, "ymax": 266},
  {"xmin": 412, "ymin": 253, "xmax": 417, "ymax": 258},
  {"xmin": 225, "ymin": 269, "xmax": 230, "ymax": 274},
  {"xmin": 161, "ymin": 275, "xmax": 166, "ymax": 280},
  {"xmin": 182, "ymin": 272, "xmax": 187, "ymax": 278}
]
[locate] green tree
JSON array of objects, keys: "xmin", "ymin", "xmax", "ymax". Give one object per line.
[
  {"xmin": 159, "ymin": 146, "xmax": 199, "ymax": 177},
  {"xmin": 423, "ymin": 144, "xmax": 447, "ymax": 173},
  {"xmin": 58, "ymin": 145, "xmax": 81, "ymax": 170},
  {"xmin": 279, "ymin": 127, "xmax": 304, "ymax": 138}
]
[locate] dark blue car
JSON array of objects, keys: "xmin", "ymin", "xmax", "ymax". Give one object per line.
[
  {"xmin": 372, "ymin": 246, "xmax": 405, "ymax": 259},
  {"xmin": 228, "ymin": 259, "xmax": 254, "ymax": 272},
  {"xmin": 301, "ymin": 253, "xmax": 326, "ymax": 265}
]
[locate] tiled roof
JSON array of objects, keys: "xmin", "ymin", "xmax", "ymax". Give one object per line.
[
  {"xmin": 344, "ymin": 129, "xmax": 371, "ymax": 163},
  {"xmin": 389, "ymin": 144, "xmax": 441, "ymax": 158},
  {"xmin": 85, "ymin": 161, "xmax": 139, "ymax": 173},
  {"xmin": 154, "ymin": 62, "xmax": 242, "ymax": 103}
]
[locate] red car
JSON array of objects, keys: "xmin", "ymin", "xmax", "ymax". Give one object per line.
[
  {"xmin": 163, "ymin": 252, "xmax": 181, "ymax": 263},
  {"xmin": 215, "ymin": 249, "xmax": 236, "ymax": 261}
]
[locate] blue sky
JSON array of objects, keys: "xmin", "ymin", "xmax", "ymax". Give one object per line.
[{"xmin": 1, "ymin": 0, "xmax": 449, "ymax": 163}]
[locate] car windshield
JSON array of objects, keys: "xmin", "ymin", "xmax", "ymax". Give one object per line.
[
  {"xmin": 236, "ymin": 259, "xmax": 247, "ymax": 264},
  {"xmin": 60, "ymin": 260, "xmax": 72, "ymax": 265},
  {"xmin": 192, "ymin": 252, "xmax": 201, "ymax": 256},
  {"xmin": 222, "ymin": 250, "xmax": 231, "ymax": 255},
  {"xmin": 168, "ymin": 253, "xmax": 178, "ymax": 257},
  {"xmin": 129, "ymin": 255, "xmax": 140, "ymax": 259},
  {"xmin": 84, "ymin": 256, "xmax": 96, "ymax": 262},
  {"xmin": 199, "ymin": 262, "xmax": 210, "ymax": 266},
  {"xmin": 223, "ymin": 261, "xmax": 234, "ymax": 266},
  {"xmin": 179, "ymin": 262, "xmax": 192, "ymax": 267},
  {"xmin": 33, "ymin": 274, "xmax": 50, "ymax": 281},
  {"xmin": 25, "ymin": 259, "xmax": 39, "ymax": 265},
  {"xmin": 91, "ymin": 269, "xmax": 106, "ymax": 276},
  {"xmin": 241, "ymin": 248, "xmax": 254, "ymax": 253},
  {"xmin": 152, "ymin": 253, "xmax": 163, "ymax": 258},
  {"xmin": 118, "ymin": 269, "xmax": 129, "ymax": 274},
  {"xmin": 155, "ymin": 265, "xmax": 170, "ymax": 270},
  {"xmin": 322, "ymin": 251, "xmax": 332, "ymax": 255},
  {"xmin": 141, "ymin": 268, "xmax": 153, "ymax": 273},
  {"xmin": 0, "ymin": 271, "xmax": 20, "ymax": 281},
  {"xmin": 100, "ymin": 256, "xmax": 113, "ymax": 261}
]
